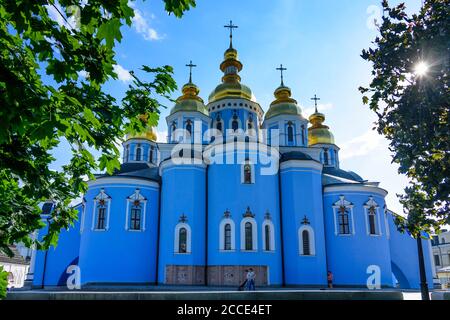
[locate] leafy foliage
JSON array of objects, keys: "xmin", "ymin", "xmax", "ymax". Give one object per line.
[
  {"xmin": 360, "ymin": 0, "xmax": 449, "ymax": 237},
  {"xmin": 0, "ymin": 0, "xmax": 192, "ymax": 260},
  {"xmin": 0, "ymin": 266, "xmax": 7, "ymax": 299}
]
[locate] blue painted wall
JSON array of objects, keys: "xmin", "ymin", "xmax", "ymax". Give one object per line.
[
  {"xmin": 78, "ymin": 179, "xmax": 160, "ymax": 285},
  {"xmin": 33, "ymin": 205, "xmax": 81, "ymax": 287},
  {"xmin": 323, "ymin": 191, "xmax": 393, "ymax": 287},
  {"xmin": 387, "ymin": 213, "xmax": 434, "ymax": 289},
  {"xmin": 280, "ymin": 161, "xmax": 327, "ymax": 285},
  {"xmin": 207, "ymin": 150, "xmax": 282, "ymax": 285},
  {"xmin": 158, "ymin": 163, "xmax": 206, "ymax": 283}
]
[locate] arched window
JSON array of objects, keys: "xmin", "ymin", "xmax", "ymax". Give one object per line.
[
  {"xmin": 174, "ymin": 222, "xmax": 191, "ymax": 254},
  {"xmin": 265, "ymin": 225, "xmax": 271, "ymax": 251},
  {"xmin": 287, "ymin": 122, "xmax": 294, "ymax": 142},
  {"xmin": 323, "ymin": 148, "xmax": 329, "ymax": 165},
  {"xmin": 186, "ymin": 120, "xmax": 192, "ymax": 136},
  {"xmin": 219, "ymin": 217, "xmax": 235, "ymax": 251},
  {"xmin": 224, "ymin": 224, "xmax": 232, "ymax": 250},
  {"xmin": 92, "ymin": 189, "xmax": 111, "ymax": 231},
  {"xmin": 232, "ymin": 114, "xmax": 239, "ymax": 131},
  {"xmin": 302, "ymin": 230, "xmax": 310, "ymax": 255},
  {"xmin": 216, "ymin": 120, "xmax": 222, "ymax": 132},
  {"xmin": 125, "ymin": 145, "xmax": 130, "ymax": 162},
  {"xmin": 364, "ymin": 196, "xmax": 381, "ymax": 236},
  {"xmin": 241, "ymin": 217, "xmax": 257, "ymax": 251},
  {"xmin": 149, "ymin": 146, "xmax": 154, "ymax": 163},
  {"xmin": 368, "ymin": 207, "xmax": 377, "ymax": 235},
  {"xmin": 244, "ymin": 164, "xmax": 252, "ymax": 184},
  {"xmin": 298, "ymin": 225, "xmax": 315, "ymax": 255},
  {"xmin": 136, "ymin": 145, "xmax": 142, "ymax": 161},
  {"xmin": 245, "ymin": 222, "xmax": 253, "ymax": 251},
  {"xmin": 301, "ymin": 124, "xmax": 305, "ymax": 145},
  {"xmin": 179, "ymin": 228, "xmax": 187, "ymax": 253},
  {"xmin": 262, "ymin": 219, "xmax": 275, "ymax": 251},
  {"xmin": 171, "ymin": 122, "xmax": 177, "ymax": 141}
]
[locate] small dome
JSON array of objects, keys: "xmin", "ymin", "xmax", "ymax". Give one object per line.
[
  {"xmin": 126, "ymin": 125, "xmax": 157, "ymax": 141},
  {"xmin": 170, "ymin": 82, "xmax": 208, "ymax": 116},
  {"xmin": 308, "ymin": 111, "xmax": 335, "ymax": 145},
  {"xmin": 264, "ymin": 86, "xmax": 302, "ymax": 120}
]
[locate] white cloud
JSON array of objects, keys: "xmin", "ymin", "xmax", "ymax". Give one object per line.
[
  {"xmin": 339, "ymin": 129, "xmax": 384, "ymax": 160},
  {"xmin": 46, "ymin": 1, "xmax": 80, "ymax": 31},
  {"xmin": 302, "ymin": 103, "xmax": 334, "ymax": 118},
  {"xmin": 78, "ymin": 70, "xmax": 89, "ymax": 78},
  {"xmin": 132, "ymin": 8, "xmax": 161, "ymax": 41},
  {"xmin": 113, "ymin": 64, "xmax": 133, "ymax": 82}
]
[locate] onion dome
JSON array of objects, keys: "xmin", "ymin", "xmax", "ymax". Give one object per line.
[
  {"xmin": 308, "ymin": 110, "xmax": 335, "ymax": 146},
  {"xmin": 170, "ymin": 80, "xmax": 208, "ymax": 116},
  {"xmin": 264, "ymin": 85, "xmax": 302, "ymax": 120},
  {"xmin": 208, "ymin": 46, "xmax": 256, "ymax": 103}
]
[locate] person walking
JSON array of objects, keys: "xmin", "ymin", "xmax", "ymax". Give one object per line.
[
  {"xmin": 246, "ymin": 268, "xmax": 256, "ymax": 291},
  {"xmin": 238, "ymin": 269, "xmax": 248, "ymax": 291},
  {"xmin": 327, "ymin": 271, "xmax": 333, "ymax": 289}
]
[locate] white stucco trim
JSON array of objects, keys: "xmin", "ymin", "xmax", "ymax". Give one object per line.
[
  {"xmin": 219, "ymin": 218, "xmax": 236, "ymax": 251},
  {"xmin": 332, "ymin": 196, "xmax": 355, "ymax": 236},
  {"xmin": 384, "ymin": 210, "xmax": 391, "ymax": 239},
  {"xmin": 262, "ymin": 220, "xmax": 275, "ymax": 251},
  {"xmin": 88, "ymin": 177, "xmax": 160, "ymax": 189},
  {"xmin": 280, "ymin": 160, "xmax": 323, "ymax": 171},
  {"xmin": 240, "ymin": 217, "xmax": 258, "ymax": 251},
  {"xmin": 80, "ymin": 199, "xmax": 86, "ymax": 234},
  {"xmin": 298, "ymin": 225, "xmax": 316, "ymax": 256},
  {"xmin": 125, "ymin": 189, "xmax": 147, "ymax": 232},
  {"xmin": 91, "ymin": 189, "xmax": 111, "ymax": 231},
  {"xmin": 174, "ymin": 222, "xmax": 191, "ymax": 254},
  {"xmin": 324, "ymin": 185, "xmax": 388, "ymax": 197},
  {"xmin": 363, "ymin": 197, "xmax": 382, "ymax": 236}
]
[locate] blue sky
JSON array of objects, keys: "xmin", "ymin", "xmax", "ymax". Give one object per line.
[{"xmin": 52, "ymin": 0, "xmax": 424, "ymax": 214}]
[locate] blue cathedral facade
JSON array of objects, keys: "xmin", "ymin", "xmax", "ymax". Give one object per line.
[{"xmin": 31, "ymin": 38, "xmax": 434, "ymax": 290}]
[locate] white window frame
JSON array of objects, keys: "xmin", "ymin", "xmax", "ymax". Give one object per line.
[
  {"xmin": 80, "ymin": 198, "xmax": 86, "ymax": 234},
  {"xmin": 241, "ymin": 161, "xmax": 255, "ymax": 184},
  {"xmin": 240, "ymin": 217, "xmax": 257, "ymax": 251},
  {"xmin": 364, "ymin": 196, "xmax": 382, "ymax": 236},
  {"xmin": 298, "ymin": 225, "xmax": 316, "ymax": 256},
  {"xmin": 219, "ymin": 218, "xmax": 236, "ymax": 251},
  {"xmin": 91, "ymin": 189, "xmax": 111, "ymax": 231},
  {"xmin": 229, "ymin": 113, "xmax": 242, "ymax": 133},
  {"xmin": 125, "ymin": 189, "xmax": 147, "ymax": 232},
  {"xmin": 262, "ymin": 220, "xmax": 275, "ymax": 252},
  {"xmin": 174, "ymin": 222, "xmax": 191, "ymax": 254},
  {"xmin": 384, "ymin": 208, "xmax": 391, "ymax": 239},
  {"xmin": 332, "ymin": 195, "xmax": 355, "ymax": 236}
]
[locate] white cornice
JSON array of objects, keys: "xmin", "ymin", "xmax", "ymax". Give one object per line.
[
  {"xmin": 324, "ymin": 184, "xmax": 388, "ymax": 197},
  {"xmin": 88, "ymin": 177, "xmax": 159, "ymax": 189}
]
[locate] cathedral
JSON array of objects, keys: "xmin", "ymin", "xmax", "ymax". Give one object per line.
[{"xmin": 30, "ymin": 25, "xmax": 434, "ymax": 289}]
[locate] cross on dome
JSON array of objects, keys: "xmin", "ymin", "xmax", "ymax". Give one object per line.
[
  {"xmin": 311, "ymin": 94, "xmax": 321, "ymax": 113},
  {"xmin": 185, "ymin": 60, "xmax": 197, "ymax": 83},
  {"xmin": 276, "ymin": 64, "xmax": 287, "ymax": 86},
  {"xmin": 224, "ymin": 20, "xmax": 238, "ymax": 48}
]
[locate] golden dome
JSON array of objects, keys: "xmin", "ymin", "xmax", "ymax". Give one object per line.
[
  {"xmin": 308, "ymin": 111, "xmax": 335, "ymax": 145},
  {"xmin": 208, "ymin": 46, "xmax": 256, "ymax": 103},
  {"xmin": 126, "ymin": 126, "xmax": 158, "ymax": 141},
  {"xmin": 265, "ymin": 85, "xmax": 302, "ymax": 119},
  {"xmin": 170, "ymin": 82, "xmax": 208, "ymax": 116}
]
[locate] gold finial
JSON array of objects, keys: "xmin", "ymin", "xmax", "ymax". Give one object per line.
[
  {"xmin": 276, "ymin": 64, "xmax": 287, "ymax": 87},
  {"xmin": 224, "ymin": 20, "xmax": 238, "ymax": 48},
  {"xmin": 185, "ymin": 60, "xmax": 196, "ymax": 83}
]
